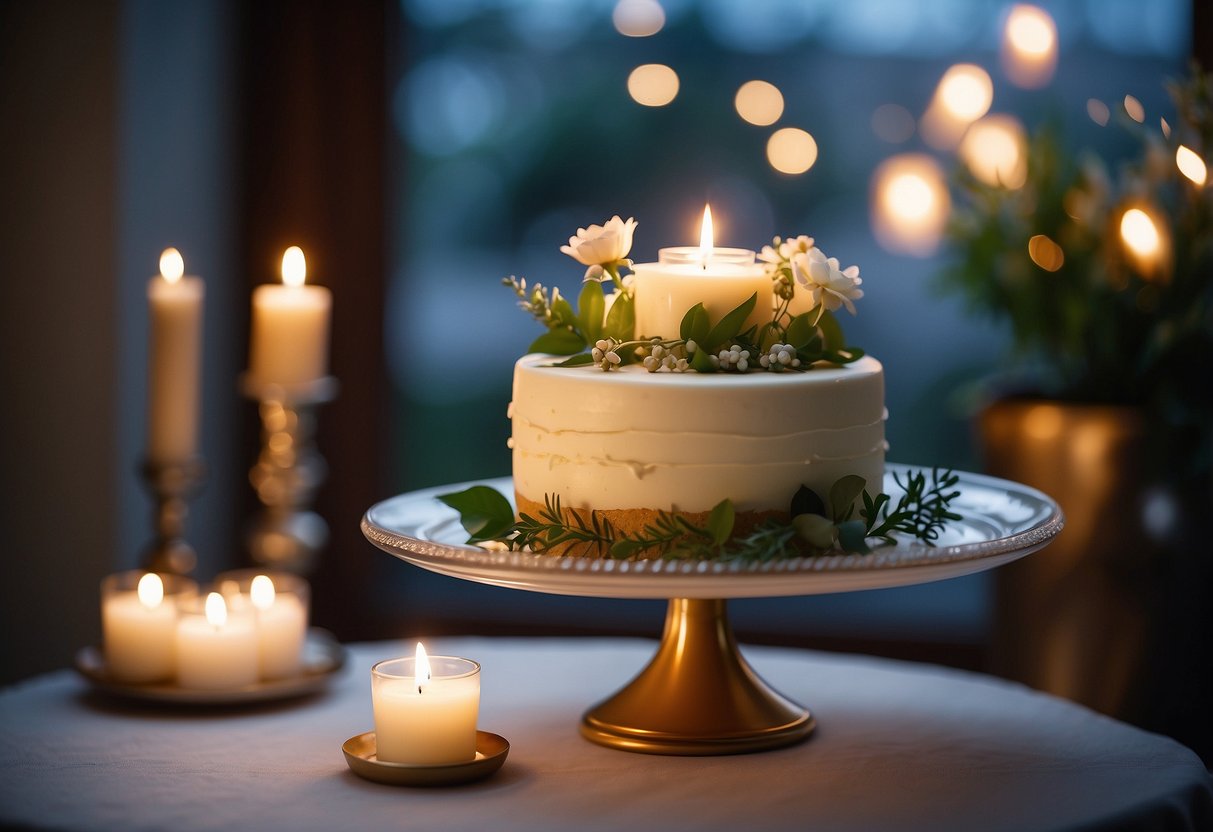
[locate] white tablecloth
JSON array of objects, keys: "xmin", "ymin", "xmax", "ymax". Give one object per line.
[{"xmin": 0, "ymin": 638, "xmax": 1209, "ymax": 832}]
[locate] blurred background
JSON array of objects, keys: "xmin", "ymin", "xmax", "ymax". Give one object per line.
[{"xmin": 2, "ymin": 0, "xmax": 1208, "ymax": 760}]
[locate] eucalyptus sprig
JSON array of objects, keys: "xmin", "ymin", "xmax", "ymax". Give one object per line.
[
  {"xmin": 436, "ymin": 470, "xmax": 962, "ymax": 561},
  {"xmin": 504, "ymin": 276, "xmax": 635, "ymax": 357}
]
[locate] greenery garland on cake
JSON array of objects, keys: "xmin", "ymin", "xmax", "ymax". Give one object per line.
[
  {"xmin": 438, "ymin": 470, "xmax": 962, "ymax": 561},
  {"xmin": 503, "ymin": 217, "xmax": 867, "ymax": 372}
]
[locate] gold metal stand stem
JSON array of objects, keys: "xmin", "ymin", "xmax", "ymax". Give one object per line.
[{"xmin": 580, "ymin": 598, "xmax": 814, "ymax": 755}]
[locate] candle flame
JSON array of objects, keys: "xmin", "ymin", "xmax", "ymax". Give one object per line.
[
  {"xmin": 698, "ymin": 205, "xmax": 714, "ymax": 267},
  {"xmin": 159, "ymin": 248, "xmax": 185, "ymax": 284},
  {"xmin": 281, "ymin": 246, "xmax": 307, "ymax": 288},
  {"xmin": 205, "ymin": 591, "xmax": 228, "ymax": 628},
  {"xmin": 415, "ymin": 642, "xmax": 432, "ymax": 694},
  {"xmin": 137, "ymin": 573, "xmax": 164, "ymax": 610},
  {"xmin": 1176, "ymin": 145, "xmax": 1207, "ymax": 186},
  {"xmin": 250, "ymin": 575, "xmax": 276, "ymax": 610},
  {"xmin": 1120, "ymin": 208, "xmax": 1160, "ymax": 258}
]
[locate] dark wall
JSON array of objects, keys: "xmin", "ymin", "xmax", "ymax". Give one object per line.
[{"xmin": 0, "ymin": 0, "xmax": 122, "ymax": 682}]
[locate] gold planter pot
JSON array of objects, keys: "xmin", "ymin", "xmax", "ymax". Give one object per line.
[{"xmin": 978, "ymin": 399, "xmax": 1155, "ymax": 717}]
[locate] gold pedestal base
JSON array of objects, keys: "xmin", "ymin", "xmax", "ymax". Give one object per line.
[{"xmin": 580, "ymin": 599, "xmax": 814, "ymax": 755}]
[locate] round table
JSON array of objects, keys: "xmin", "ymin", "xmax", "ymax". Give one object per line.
[{"xmin": 0, "ymin": 638, "xmax": 1209, "ymax": 832}]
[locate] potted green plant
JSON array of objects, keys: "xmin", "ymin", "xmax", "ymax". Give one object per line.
[{"xmin": 939, "ymin": 68, "xmax": 1212, "ymax": 754}]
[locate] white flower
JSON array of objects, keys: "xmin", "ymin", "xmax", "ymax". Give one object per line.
[
  {"xmin": 561, "ymin": 216, "xmax": 639, "ymax": 268},
  {"xmin": 759, "ymin": 234, "xmax": 815, "ymax": 269},
  {"xmin": 791, "ymin": 247, "xmax": 864, "ymax": 315}
]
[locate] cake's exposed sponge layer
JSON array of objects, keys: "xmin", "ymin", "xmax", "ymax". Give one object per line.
[{"xmin": 510, "ymin": 354, "xmax": 886, "ymax": 516}]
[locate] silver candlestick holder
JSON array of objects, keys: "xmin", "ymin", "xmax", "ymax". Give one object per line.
[
  {"xmin": 241, "ymin": 374, "xmax": 338, "ymax": 575},
  {"xmin": 141, "ymin": 456, "xmax": 206, "ymax": 575}
]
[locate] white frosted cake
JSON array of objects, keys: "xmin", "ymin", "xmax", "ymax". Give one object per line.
[{"xmin": 509, "ymin": 353, "xmax": 886, "ymax": 542}]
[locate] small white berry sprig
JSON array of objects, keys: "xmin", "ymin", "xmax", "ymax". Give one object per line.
[
  {"xmin": 758, "ymin": 343, "xmax": 802, "ymax": 370},
  {"xmin": 591, "ymin": 339, "xmax": 622, "ymax": 371},
  {"xmin": 710, "ymin": 344, "xmax": 752, "ymax": 372},
  {"xmin": 642, "ymin": 339, "xmax": 690, "ymax": 373}
]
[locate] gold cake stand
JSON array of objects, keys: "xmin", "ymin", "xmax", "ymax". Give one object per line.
[{"xmin": 361, "ymin": 465, "xmax": 1063, "ymax": 756}]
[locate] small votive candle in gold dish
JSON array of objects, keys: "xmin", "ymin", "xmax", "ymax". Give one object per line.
[
  {"xmin": 215, "ymin": 569, "xmax": 310, "ymax": 680},
  {"xmin": 371, "ymin": 643, "xmax": 480, "ymax": 765},
  {"xmin": 175, "ymin": 591, "xmax": 258, "ymax": 689},
  {"xmin": 101, "ymin": 571, "xmax": 197, "ymax": 683}
]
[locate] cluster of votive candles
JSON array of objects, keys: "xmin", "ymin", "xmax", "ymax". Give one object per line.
[
  {"xmin": 101, "ymin": 570, "xmax": 309, "ymax": 689},
  {"xmin": 147, "ymin": 245, "xmax": 331, "ymax": 466}
]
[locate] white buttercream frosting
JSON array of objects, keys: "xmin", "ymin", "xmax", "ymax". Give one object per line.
[{"xmin": 510, "ymin": 354, "xmax": 886, "ymax": 513}]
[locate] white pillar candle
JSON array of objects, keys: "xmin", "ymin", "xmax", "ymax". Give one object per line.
[
  {"xmin": 372, "ymin": 645, "xmax": 481, "ymax": 765},
  {"xmin": 247, "ymin": 246, "xmax": 332, "ymax": 388},
  {"xmin": 214, "ymin": 569, "xmax": 311, "ymax": 680},
  {"xmin": 632, "ymin": 206, "xmax": 772, "ymax": 340},
  {"xmin": 176, "ymin": 592, "xmax": 258, "ymax": 690},
  {"xmin": 147, "ymin": 248, "xmax": 205, "ymax": 463},
  {"xmin": 101, "ymin": 571, "xmax": 196, "ymax": 683}
]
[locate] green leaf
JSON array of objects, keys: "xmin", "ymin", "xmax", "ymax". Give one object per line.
[
  {"xmin": 577, "ymin": 281, "xmax": 604, "ymax": 344},
  {"xmin": 790, "ymin": 485, "xmax": 825, "ymax": 518},
  {"xmin": 793, "ymin": 513, "xmax": 836, "ymax": 548},
  {"xmin": 706, "ymin": 500, "xmax": 735, "ymax": 546},
  {"xmin": 829, "ymin": 475, "xmax": 867, "ymax": 522},
  {"xmin": 554, "ymin": 352, "xmax": 595, "ymax": 367},
  {"xmin": 603, "ymin": 292, "xmax": 635, "ymax": 340},
  {"xmin": 784, "ymin": 312, "xmax": 816, "ymax": 350},
  {"xmin": 528, "ymin": 329, "xmax": 586, "ymax": 355},
  {"xmin": 705, "ymin": 293, "xmax": 757, "ymax": 347},
  {"xmin": 436, "ymin": 485, "xmax": 516, "ymax": 542},
  {"xmin": 680, "ymin": 303, "xmax": 710, "ymax": 343},
  {"xmin": 756, "ymin": 322, "xmax": 781, "ymax": 353},
  {"xmin": 690, "ymin": 345, "xmax": 717, "ymax": 372},
  {"xmin": 825, "ymin": 346, "xmax": 864, "ymax": 364},
  {"xmin": 836, "ymin": 520, "xmax": 871, "ymax": 554},
  {"xmin": 610, "ymin": 539, "xmax": 644, "ymax": 559},
  {"xmin": 551, "ymin": 295, "xmax": 577, "ymax": 328},
  {"xmin": 817, "ymin": 309, "xmax": 844, "ymax": 353}
]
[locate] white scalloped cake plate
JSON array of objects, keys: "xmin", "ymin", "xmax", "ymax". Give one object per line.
[{"xmin": 361, "ymin": 464, "xmax": 1063, "ymax": 600}]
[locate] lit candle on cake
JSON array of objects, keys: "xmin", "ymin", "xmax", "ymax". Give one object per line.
[
  {"xmin": 176, "ymin": 592, "xmax": 259, "ymax": 689},
  {"xmin": 371, "ymin": 643, "xmax": 481, "ymax": 765},
  {"xmin": 147, "ymin": 248, "xmax": 204, "ymax": 463},
  {"xmin": 632, "ymin": 205, "xmax": 771, "ymax": 339},
  {"xmin": 248, "ymin": 246, "xmax": 332, "ymax": 388},
  {"xmin": 101, "ymin": 571, "xmax": 196, "ymax": 683}
]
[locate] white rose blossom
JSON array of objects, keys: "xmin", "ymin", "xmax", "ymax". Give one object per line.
[
  {"xmin": 791, "ymin": 247, "xmax": 864, "ymax": 315},
  {"xmin": 561, "ymin": 216, "xmax": 638, "ymax": 269}
]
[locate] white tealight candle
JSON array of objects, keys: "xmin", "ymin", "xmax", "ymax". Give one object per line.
[
  {"xmin": 250, "ymin": 574, "xmax": 309, "ymax": 680},
  {"xmin": 176, "ymin": 592, "xmax": 258, "ymax": 690},
  {"xmin": 147, "ymin": 248, "xmax": 205, "ymax": 463},
  {"xmin": 101, "ymin": 571, "xmax": 196, "ymax": 683},
  {"xmin": 372, "ymin": 644, "xmax": 481, "ymax": 765},
  {"xmin": 213, "ymin": 569, "xmax": 312, "ymax": 680},
  {"xmin": 247, "ymin": 246, "xmax": 332, "ymax": 388},
  {"xmin": 632, "ymin": 205, "xmax": 772, "ymax": 340}
]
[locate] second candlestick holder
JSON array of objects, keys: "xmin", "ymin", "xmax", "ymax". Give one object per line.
[{"xmin": 242, "ymin": 375, "xmax": 338, "ymax": 575}]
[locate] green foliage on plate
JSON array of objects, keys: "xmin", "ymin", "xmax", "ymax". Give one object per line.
[{"xmin": 436, "ymin": 469, "xmax": 962, "ymax": 561}]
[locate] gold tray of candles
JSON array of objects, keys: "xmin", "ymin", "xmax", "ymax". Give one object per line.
[{"xmin": 74, "ymin": 628, "xmax": 345, "ymax": 705}]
